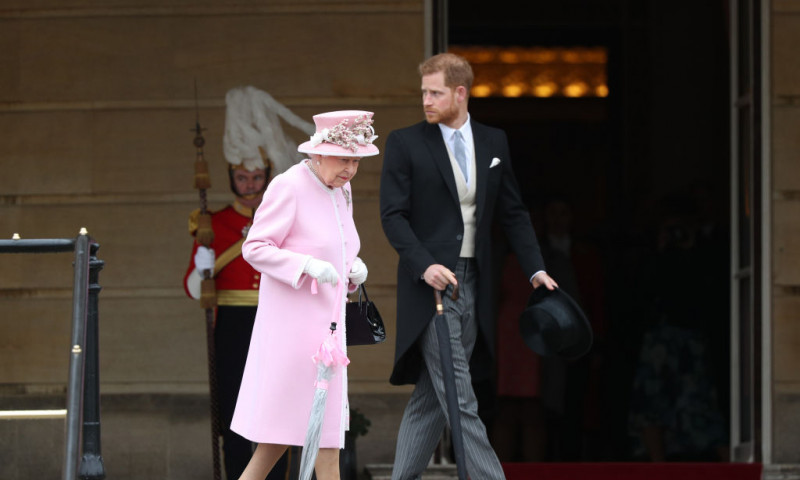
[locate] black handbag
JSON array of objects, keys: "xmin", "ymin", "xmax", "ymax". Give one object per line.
[{"xmin": 345, "ymin": 284, "xmax": 386, "ymax": 346}]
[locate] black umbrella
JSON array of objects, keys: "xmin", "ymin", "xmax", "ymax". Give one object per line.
[{"xmin": 433, "ymin": 285, "xmax": 468, "ymax": 480}]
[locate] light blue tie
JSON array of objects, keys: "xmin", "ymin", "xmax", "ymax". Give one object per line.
[{"xmin": 453, "ymin": 130, "xmax": 468, "ymax": 182}]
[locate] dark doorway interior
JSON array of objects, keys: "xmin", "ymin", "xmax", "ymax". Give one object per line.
[{"xmin": 450, "ymin": 0, "xmax": 732, "ymax": 462}]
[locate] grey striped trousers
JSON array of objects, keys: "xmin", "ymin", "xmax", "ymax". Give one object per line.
[{"xmin": 391, "ymin": 258, "xmax": 505, "ymax": 480}]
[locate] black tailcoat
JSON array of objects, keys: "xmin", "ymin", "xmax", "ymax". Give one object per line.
[{"xmin": 380, "ymin": 119, "xmax": 546, "ymax": 385}]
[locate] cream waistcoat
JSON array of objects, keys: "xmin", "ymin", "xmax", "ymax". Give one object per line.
[{"xmin": 446, "ymin": 141, "xmax": 477, "ymax": 257}]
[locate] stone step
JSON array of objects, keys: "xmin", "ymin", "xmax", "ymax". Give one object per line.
[
  {"xmin": 365, "ymin": 463, "xmax": 459, "ymax": 480},
  {"xmin": 1, "ymin": 392, "xmax": 68, "ymax": 478},
  {"xmin": 0, "ymin": 391, "xmax": 410, "ymax": 480},
  {"xmin": 0, "ymin": 391, "xmax": 212, "ymax": 480},
  {"xmin": 0, "ymin": 416, "xmax": 65, "ymax": 478}
]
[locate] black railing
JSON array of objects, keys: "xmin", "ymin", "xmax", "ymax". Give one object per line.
[{"xmin": 0, "ymin": 229, "xmax": 106, "ymax": 480}]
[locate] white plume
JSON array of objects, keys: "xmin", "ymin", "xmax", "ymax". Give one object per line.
[{"xmin": 223, "ymin": 86, "xmax": 315, "ymax": 173}]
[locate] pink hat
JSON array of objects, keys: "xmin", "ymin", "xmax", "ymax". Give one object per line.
[{"xmin": 297, "ymin": 110, "xmax": 379, "ymax": 157}]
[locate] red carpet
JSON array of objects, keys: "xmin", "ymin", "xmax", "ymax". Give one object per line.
[{"xmin": 502, "ymin": 462, "xmax": 762, "ymax": 480}]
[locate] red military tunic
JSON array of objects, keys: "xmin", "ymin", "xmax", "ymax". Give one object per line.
[{"xmin": 183, "ymin": 201, "xmax": 260, "ymax": 306}]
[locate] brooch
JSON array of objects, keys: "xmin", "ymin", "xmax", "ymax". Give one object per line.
[{"xmin": 342, "ymin": 189, "xmax": 351, "ymax": 209}]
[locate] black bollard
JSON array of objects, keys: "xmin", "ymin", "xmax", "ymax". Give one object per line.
[{"xmin": 79, "ymin": 242, "xmax": 106, "ymax": 480}]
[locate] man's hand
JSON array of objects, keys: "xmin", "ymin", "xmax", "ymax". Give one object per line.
[
  {"xmin": 304, "ymin": 258, "xmax": 340, "ymax": 286},
  {"xmin": 194, "ymin": 246, "xmax": 216, "ymax": 273},
  {"xmin": 423, "ymin": 264, "xmax": 458, "ymax": 291},
  {"xmin": 348, "ymin": 257, "xmax": 368, "ymax": 286},
  {"xmin": 532, "ymin": 271, "xmax": 558, "ymax": 290}
]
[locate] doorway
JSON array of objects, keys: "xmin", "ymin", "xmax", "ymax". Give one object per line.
[{"xmin": 443, "ymin": 0, "xmax": 734, "ymax": 462}]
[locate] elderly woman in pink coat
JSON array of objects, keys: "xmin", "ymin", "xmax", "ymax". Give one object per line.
[{"xmin": 231, "ymin": 110, "xmax": 379, "ymax": 480}]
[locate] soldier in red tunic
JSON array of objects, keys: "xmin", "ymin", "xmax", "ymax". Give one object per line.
[{"xmin": 184, "ymin": 86, "xmax": 315, "ymax": 480}]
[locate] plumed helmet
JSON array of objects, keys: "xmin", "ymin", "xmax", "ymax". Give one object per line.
[{"xmin": 222, "ymin": 86, "xmax": 315, "ymax": 173}]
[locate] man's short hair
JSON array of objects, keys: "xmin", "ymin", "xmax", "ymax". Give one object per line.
[{"xmin": 419, "ymin": 53, "xmax": 474, "ymax": 92}]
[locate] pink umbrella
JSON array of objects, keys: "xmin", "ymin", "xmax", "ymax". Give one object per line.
[{"xmin": 298, "ymin": 321, "xmax": 350, "ymax": 480}]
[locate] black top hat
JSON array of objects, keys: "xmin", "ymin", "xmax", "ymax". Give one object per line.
[{"xmin": 518, "ymin": 287, "xmax": 593, "ymax": 360}]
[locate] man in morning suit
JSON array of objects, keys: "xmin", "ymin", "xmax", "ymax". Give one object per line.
[{"xmin": 380, "ymin": 52, "xmax": 558, "ymax": 480}]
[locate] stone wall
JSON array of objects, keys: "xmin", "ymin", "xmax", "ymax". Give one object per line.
[
  {"xmin": 771, "ymin": 0, "xmax": 800, "ymax": 464},
  {"xmin": 0, "ymin": 1, "xmax": 425, "ymax": 476},
  {"xmin": 0, "ymin": 0, "xmax": 424, "ymax": 394}
]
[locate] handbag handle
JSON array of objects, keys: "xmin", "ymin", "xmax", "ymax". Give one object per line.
[{"xmin": 357, "ymin": 283, "xmax": 371, "ymax": 305}]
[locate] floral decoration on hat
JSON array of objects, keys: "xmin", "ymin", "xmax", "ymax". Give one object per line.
[
  {"xmin": 308, "ymin": 115, "xmax": 378, "ymax": 153},
  {"xmin": 297, "ymin": 110, "xmax": 380, "ymax": 158}
]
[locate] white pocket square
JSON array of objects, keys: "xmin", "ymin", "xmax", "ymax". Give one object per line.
[{"xmin": 490, "ymin": 157, "xmax": 502, "ymax": 168}]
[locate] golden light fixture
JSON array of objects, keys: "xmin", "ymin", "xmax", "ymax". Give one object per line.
[
  {"xmin": 502, "ymin": 84, "xmax": 526, "ymax": 97},
  {"xmin": 449, "ymin": 45, "xmax": 609, "ymax": 98},
  {"xmin": 533, "ymin": 82, "xmax": 558, "ymax": 98},
  {"xmin": 564, "ymin": 81, "xmax": 590, "ymax": 97},
  {"xmin": 472, "ymin": 84, "xmax": 494, "ymax": 97}
]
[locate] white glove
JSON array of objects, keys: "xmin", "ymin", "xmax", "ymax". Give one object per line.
[
  {"xmin": 348, "ymin": 257, "xmax": 368, "ymax": 286},
  {"xmin": 304, "ymin": 258, "xmax": 339, "ymax": 286},
  {"xmin": 194, "ymin": 246, "xmax": 215, "ymax": 273}
]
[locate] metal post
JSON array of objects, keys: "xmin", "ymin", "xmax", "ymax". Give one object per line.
[
  {"xmin": 79, "ymin": 242, "xmax": 105, "ymax": 480},
  {"xmin": 63, "ymin": 231, "xmax": 91, "ymax": 480}
]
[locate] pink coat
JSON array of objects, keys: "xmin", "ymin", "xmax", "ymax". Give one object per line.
[{"xmin": 230, "ymin": 161, "xmax": 360, "ymax": 448}]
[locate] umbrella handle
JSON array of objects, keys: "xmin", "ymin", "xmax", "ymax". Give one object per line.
[
  {"xmin": 434, "ymin": 290, "xmax": 443, "ymax": 313},
  {"xmin": 433, "ymin": 283, "xmax": 460, "ymax": 314}
]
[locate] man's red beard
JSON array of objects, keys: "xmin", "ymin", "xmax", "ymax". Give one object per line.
[{"xmin": 424, "ymin": 102, "xmax": 459, "ymax": 125}]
